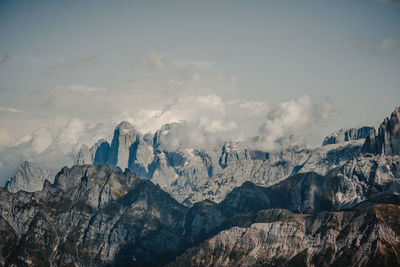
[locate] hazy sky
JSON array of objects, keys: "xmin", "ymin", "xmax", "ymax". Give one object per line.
[{"xmin": 0, "ymin": 0, "xmax": 399, "ymax": 182}]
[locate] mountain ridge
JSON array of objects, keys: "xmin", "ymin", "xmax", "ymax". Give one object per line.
[{"xmin": 0, "ymin": 107, "xmax": 399, "ymax": 266}]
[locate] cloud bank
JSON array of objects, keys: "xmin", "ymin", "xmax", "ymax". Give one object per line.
[
  {"xmin": 0, "ymin": 51, "xmax": 333, "ymax": 185},
  {"xmin": 255, "ymin": 95, "xmax": 332, "ymax": 151}
]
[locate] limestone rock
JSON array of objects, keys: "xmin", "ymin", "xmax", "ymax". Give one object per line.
[
  {"xmin": 219, "ymin": 153, "xmax": 400, "ymax": 214},
  {"xmin": 108, "ymin": 121, "xmax": 140, "ymax": 170},
  {"xmin": 171, "ymin": 205, "xmax": 400, "ymax": 267},
  {"xmin": 5, "ymin": 161, "xmax": 57, "ymax": 193},
  {"xmin": 322, "ymin": 126, "xmax": 371, "ymax": 146},
  {"xmin": 362, "ymin": 107, "xmax": 400, "ymax": 155},
  {"xmin": 0, "ymin": 165, "xmax": 188, "ymax": 266}
]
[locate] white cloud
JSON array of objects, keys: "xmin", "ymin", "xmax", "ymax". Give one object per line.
[
  {"xmin": 55, "ymin": 119, "xmax": 85, "ymax": 148},
  {"xmin": 0, "ymin": 51, "xmax": 334, "ymax": 185},
  {"xmin": 0, "ymin": 129, "xmax": 16, "ymax": 146},
  {"xmin": 236, "ymin": 101, "xmax": 270, "ymax": 118},
  {"xmin": 254, "ymin": 95, "xmax": 332, "ymax": 151},
  {"xmin": 148, "ymin": 51, "xmax": 169, "ymax": 69},
  {"xmin": 373, "ymin": 38, "xmax": 400, "ymax": 53},
  {"xmin": 126, "ymin": 95, "xmax": 266, "ymax": 135},
  {"xmin": 31, "ymin": 128, "xmax": 53, "ymax": 153},
  {"xmin": 0, "ymin": 118, "xmax": 115, "ymax": 185},
  {"xmin": 0, "ymin": 106, "xmax": 22, "ymax": 113},
  {"xmin": 128, "ymin": 95, "xmax": 227, "ymax": 132},
  {"xmin": 199, "ymin": 118, "xmax": 237, "ymax": 133}
]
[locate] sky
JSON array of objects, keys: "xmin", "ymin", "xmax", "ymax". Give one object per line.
[{"xmin": 0, "ymin": 0, "xmax": 399, "ymax": 183}]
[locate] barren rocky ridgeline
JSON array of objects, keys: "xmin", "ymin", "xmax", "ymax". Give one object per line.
[{"xmin": 0, "ymin": 107, "xmax": 399, "ymax": 266}]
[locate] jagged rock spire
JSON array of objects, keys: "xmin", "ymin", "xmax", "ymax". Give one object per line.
[{"xmin": 362, "ymin": 107, "xmax": 400, "ymax": 155}]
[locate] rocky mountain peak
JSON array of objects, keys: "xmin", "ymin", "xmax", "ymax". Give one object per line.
[
  {"xmin": 362, "ymin": 107, "xmax": 400, "ymax": 155},
  {"xmin": 108, "ymin": 121, "xmax": 141, "ymax": 170},
  {"xmin": 115, "ymin": 120, "xmax": 137, "ymax": 135},
  {"xmin": 20, "ymin": 160, "xmax": 30, "ymax": 168},
  {"xmin": 322, "ymin": 126, "xmax": 371, "ymax": 146},
  {"xmin": 74, "ymin": 144, "xmax": 91, "ymax": 165},
  {"xmin": 5, "ymin": 161, "xmax": 57, "ymax": 193}
]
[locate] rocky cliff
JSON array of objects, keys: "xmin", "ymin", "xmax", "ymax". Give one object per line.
[
  {"xmin": 70, "ymin": 122, "xmax": 364, "ymax": 206},
  {"xmin": 1, "ymin": 107, "xmax": 399, "ymax": 266},
  {"xmin": 322, "ymin": 126, "xmax": 371, "ymax": 146},
  {"xmin": 219, "ymin": 153, "xmax": 400, "ymax": 214},
  {"xmin": 1, "ymin": 162, "xmax": 399, "ymax": 266},
  {"xmin": 171, "ymin": 205, "xmax": 400, "ymax": 267},
  {"xmin": 362, "ymin": 107, "xmax": 400, "ymax": 155},
  {"xmin": 0, "ymin": 165, "xmax": 188, "ymax": 266},
  {"xmin": 5, "ymin": 161, "xmax": 57, "ymax": 193}
]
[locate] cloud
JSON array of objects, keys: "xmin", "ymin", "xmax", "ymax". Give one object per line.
[
  {"xmin": 254, "ymin": 95, "xmax": 332, "ymax": 151},
  {"xmin": 0, "ymin": 93, "xmax": 332, "ymax": 185},
  {"xmin": 0, "ymin": 118, "xmax": 114, "ymax": 185},
  {"xmin": 0, "ymin": 106, "xmax": 22, "ymax": 113},
  {"xmin": 0, "ymin": 129, "xmax": 16, "ymax": 146},
  {"xmin": 56, "ymin": 84, "xmax": 108, "ymax": 94},
  {"xmin": 378, "ymin": 0, "xmax": 400, "ymax": 6},
  {"xmin": 127, "ymin": 95, "xmax": 267, "ymax": 136},
  {"xmin": 31, "ymin": 128, "xmax": 53, "ymax": 153},
  {"xmin": 47, "ymin": 56, "xmax": 101, "ymax": 73},
  {"xmin": 156, "ymin": 122, "xmax": 225, "ymax": 151},
  {"xmin": 0, "ymin": 51, "xmax": 334, "ymax": 184},
  {"xmin": 167, "ymin": 72, "xmax": 238, "ymax": 93},
  {"xmin": 0, "ymin": 51, "xmax": 267, "ymax": 183},
  {"xmin": 148, "ymin": 51, "xmax": 169, "ymax": 70},
  {"xmin": 172, "ymin": 60, "xmax": 216, "ymax": 71},
  {"xmin": 128, "ymin": 95, "xmax": 227, "ymax": 132},
  {"xmin": 373, "ymin": 38, "xmax": 400, "ymax": 53}
]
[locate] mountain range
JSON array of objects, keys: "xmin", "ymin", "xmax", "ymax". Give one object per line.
[
  {"xmin": 8, "ymin": 121, "xmax": 371, "ymax": 205},
  {"xmin": 0, "ymin": 107, "xmax": 399, "ymax": 266}
]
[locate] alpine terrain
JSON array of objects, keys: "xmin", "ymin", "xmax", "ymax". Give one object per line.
[{"xmin": 0, "ymin": 107, "xmax": 399, "ymax": 266}]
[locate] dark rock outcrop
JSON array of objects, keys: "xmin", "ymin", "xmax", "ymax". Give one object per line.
[
  {"xmin": 0, "ymin": 165, "xmax": 189, "ymax": 266},
  {"xmin": 1, "ymin": 149, "xmax": 400, "ymax": 266},
  {"xmin": 170, "ymin": 205, "xmax": 400, "ymax": 267},
  {"xmin": 362, "ymin": 107, "xmax": 400, "ymax": 155}
]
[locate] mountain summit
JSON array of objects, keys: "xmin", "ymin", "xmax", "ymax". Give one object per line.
[
  {"xmin": 362, "ymin": 107, "xmax": 400, "ymax": 155},
  {"xmin": 0, "ymin": 107, "xmax": 400, "ymax": 266}
]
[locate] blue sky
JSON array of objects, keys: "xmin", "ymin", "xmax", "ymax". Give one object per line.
[{"xmin": 0, "ymin": 0, "xmax": 399, "ymax": 181}]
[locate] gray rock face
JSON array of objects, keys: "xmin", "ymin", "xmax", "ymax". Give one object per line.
[
  {"xmin": 183, "ymin": 140, "xmax": 364, "ymax": 205},
  {"xmin": 74, "ymin": 139, "xmax": 110, "ymax": 165},
  {"xmin": 362, "ymin": 107, "xmax": 400, "ymax": 155},
  {"xmin": 171, "ymin": 206, "xmax": 400, "ymax": 267},
  {"xmin": 5, "ymin": 161, "xmax": 57, "ymax": 193},
  {"xmin": 74, "ymin": 144, "xmax": 91, "ymax": 165},
  {"xmin": 92, "ymin": 139, "xmax": 110, "ymax": 165},
  {"xmin": 71, "ymin": 107, "xmax": 399, "ymax": 206},
  {"xmin": 0, "ymin": 164, "xmax": 189, "ymax": 266},
  {"xmin": 73, "ymin": 122, "xmax": 364, "ymax": 206},
  {"xmin": 74, "ymin": 122, "xmax": 154, "ymax": 178},
  {"xmin": 322, "ymin": 126, "xmax": 371, "ymax": 146},
  {"xmin": 14, "ymin": 120, "xmax": 366, "ymax": 205},
  {"xmin": 220, "ymin": 153, "xmax": 400, "ymax": 214},
  {"xmin": 1, "ymin": 161, "xmax": 399, "ymax": 266},
  {"xmin": 108, "ymin": 121, "xmax": 140, "ymax": 170},
  {"xmin": 2, "ymin": 108, "xmax": 400, "ymax": 266}
]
